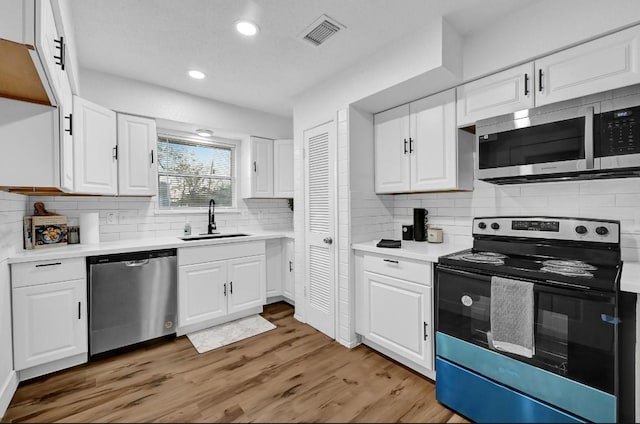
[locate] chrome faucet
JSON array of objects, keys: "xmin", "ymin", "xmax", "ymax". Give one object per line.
[{"xmin": 208, "ymin": 199, "xmax": 217, "ymax": 234}]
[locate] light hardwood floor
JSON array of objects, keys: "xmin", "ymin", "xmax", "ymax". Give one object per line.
[{"xmin": 3, "ymin": 302, "xmax": 467, "ymax": 423}]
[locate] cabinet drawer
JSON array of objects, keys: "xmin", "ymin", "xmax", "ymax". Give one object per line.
[
  {"xmin": 12, "ymin": 257, "xmax": 86, "ymax": 288},
  {"xmin": 179, "ymin": 240, "xmax": 266, "ymax": 266},
  {"xmin": 363, "ymin": 254, "xmax": 431, "ymax": 286}
]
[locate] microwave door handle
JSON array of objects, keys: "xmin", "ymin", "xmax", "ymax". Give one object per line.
[{"xmin": 585, "ymin": 106, "xmax": 595, "ymax": 170}]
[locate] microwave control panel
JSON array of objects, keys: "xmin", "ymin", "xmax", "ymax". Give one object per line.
[{"xmin": 600, "ymin": 106, "xmax": 640, "ymax": 157}]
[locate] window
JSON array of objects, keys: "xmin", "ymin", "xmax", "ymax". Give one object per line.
[{"xmin": 157, "ymin": 135, "xmax": 235, "ymax": 209}]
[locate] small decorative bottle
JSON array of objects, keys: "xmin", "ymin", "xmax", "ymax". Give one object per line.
[{"xmin": 184, "ymin": 221, "xmax": 191, "ymax": 236}]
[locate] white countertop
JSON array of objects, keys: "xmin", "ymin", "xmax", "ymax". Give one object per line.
[
  {"xmin": 621, "ymin": 261, "xmax": 640, "ymax": 294},
  {"xmin": 351, "ymin": 239, "xmax": 470, "ymax": 263},
  {"xmin": 9, "ymin": 231, "xmax": 293, "ymax": 264}
]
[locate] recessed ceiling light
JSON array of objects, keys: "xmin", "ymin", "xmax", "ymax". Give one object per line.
[
  {"xmin": 188, "ymin": 70, "xmax": 206, "ymax": 80},
  {"xmin": 195, "ymin": 129, "xmax": 213, "ymax": 137},
  {"xmin": 236, "ymin": 20, "xmax": 259, "ymax": 36}
]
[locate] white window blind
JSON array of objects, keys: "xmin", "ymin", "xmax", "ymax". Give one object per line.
[{"xmin": 157, "ymin": 136, "xmax": 233, "ymax": 209}]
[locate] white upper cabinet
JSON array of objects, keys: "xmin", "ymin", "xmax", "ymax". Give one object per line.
[
  {"xmin": 243, "ymin": 136, "xmax": 294, "ymax": 199},
  {"xmin": 536, "ymin": 25, "xmax": 640, "ymax": 106},
  {"xmin": 273, "ymin": 139, "xmax": 294, "ymax": 198},
  {"xmin": 410, "ymin": 90, "xmax": 459, "ymax": 192},
  {"xmin": 250, "ymin": 136, "xmax": 274, "ymax": 198},
  {"xmin": 117, "ymin": 113, "xmax": 158, "ymax": 196},
  {"xmin": 375, "ymin": 88, "xmax": 472, "ymax": 194},
  {"xmin": 59, "ymin": 73, "xmax": 74, "ymax": 192},
  {"xmin": 457, "ymin": 25, "xmax": 640, "ymax": 125},
  {"xmin": 374, "ymin": 103, "xmax": 411, "ymax": 193},
  {"xmin": 456, "ymin": 63, "xmax": 535, "ymax": 127},
  {"xmin": 73, "ymin": 95, "xmax": 118, "ymax": 195}
]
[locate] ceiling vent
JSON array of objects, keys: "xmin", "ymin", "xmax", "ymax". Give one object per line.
[{"xmin": 299, "ymin": 14, "xmax": 345, "ymax": 46}]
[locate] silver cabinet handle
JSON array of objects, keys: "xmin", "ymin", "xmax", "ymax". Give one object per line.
[
  {"xmin": 424, "ymin": 322, "xmax": 428, "ymax": 340},
  {"xmin": 224, "ymin": 283, "xmax": 227, "ymax": 296},
  {"xmin": 383, "ymin": 259, "xmax": 399, "ymax": 264},
  {"xmin": 323, "ymin": 237, "xmax": 333, "ymax": 245}
]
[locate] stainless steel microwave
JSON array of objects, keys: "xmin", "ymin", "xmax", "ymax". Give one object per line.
[{"xmin": 476, "ymin": 87, "xmax": 640, "ymax": 184}]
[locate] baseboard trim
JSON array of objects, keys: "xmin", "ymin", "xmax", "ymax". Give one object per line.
[{"xmin": 0, "ymin": 371, "xmax": 18, "ymax": 418}]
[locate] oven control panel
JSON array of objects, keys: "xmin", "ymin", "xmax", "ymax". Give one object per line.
[{"xmin": 473, "ymin": 217, "xmax": 619, "ymax": 244}]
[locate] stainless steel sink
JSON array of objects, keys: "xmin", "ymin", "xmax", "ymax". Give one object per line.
[{"xmin": 179, "ymin": 233, "xmax": 250, "ymax": 241}]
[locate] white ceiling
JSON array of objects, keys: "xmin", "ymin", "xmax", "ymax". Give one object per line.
[{"xmin": 69, "ymin": 0, "xmax": 535, "ymax": 118}]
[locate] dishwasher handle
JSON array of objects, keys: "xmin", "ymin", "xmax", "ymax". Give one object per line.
[{"xmin": 124, "ymin": 259, "xmax": 150, "ymax": 267}]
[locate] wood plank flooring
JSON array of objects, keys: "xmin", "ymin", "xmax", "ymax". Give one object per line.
[{"xmin": 2, "ymin": 302, "xmax": 467, "ymax": 423}]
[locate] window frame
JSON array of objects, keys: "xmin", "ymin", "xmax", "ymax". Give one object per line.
[{"xmin": 155, "ymin": 130, "xmax": 239, "ymax": 214}]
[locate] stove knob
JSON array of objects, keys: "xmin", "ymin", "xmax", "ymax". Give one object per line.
[
  {"xmin": 575, "ymin": 225, "xmax": 588, "ymax": 235},
  {"xmin": 491, "ymin": 222, "xmax": 500, "ymax": 230},
  {"xmin": 478, "ymin": 222, "xmax": 487, "ymax": 229},
  {"xmin": 596, "ymin": 226, "xmax": 609, "ymax": 236}
]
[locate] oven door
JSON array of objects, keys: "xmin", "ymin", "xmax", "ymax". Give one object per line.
[
  {"xmin": 435, "ymin": 265, "xmax": 617, "ymax": 395},
  {"xmin": 476, "ymin": 103, "xmax": 598, "ymax": 180}
]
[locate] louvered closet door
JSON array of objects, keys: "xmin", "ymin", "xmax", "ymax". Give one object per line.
[{"xmin": 304, "ymin": 120, "xmax": 336, "ymax": 338}]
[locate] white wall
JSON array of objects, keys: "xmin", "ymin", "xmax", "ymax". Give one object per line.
[
  {"xmin": 0, "ymin": 192, "xmax": 28, "ymax": 416},
  {"xmin": 79, "ymin": 69, "xmax": 293, "ymax": 140}
]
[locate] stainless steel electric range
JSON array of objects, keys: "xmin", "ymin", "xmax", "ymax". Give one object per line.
[{"xmin": 435, "ymin": 216, "xmax": 636, "ymax": 423}]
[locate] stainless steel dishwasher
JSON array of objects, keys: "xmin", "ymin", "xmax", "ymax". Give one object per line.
[{"xmin": 87, "ymin": 249, "xmax": 177, "ymax": 357}]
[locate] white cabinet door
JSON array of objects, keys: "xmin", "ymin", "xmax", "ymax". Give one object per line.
[
  {"xmin": 283, "ymin": 239, "xmax": 294, "ymax": 301},
  {"xmin": 363, "ymin": 271, "xmax": 433, "ymax": 371},
  {"xmin": 251, "ymin": 136, "xmax": 274, "ymax": 197},
  {"xmin": 117, "ymin": 113, "xmax": 158, "ymax": 196},
  {"xmin": 374, "ymin": 104, "xmax": 411, "ymax": 193},
  {"xmin": 178, "ymin": 261, "xmax": 228, "ymax": 328},
  {"xmin": 273, "ymin": 139, "xmax": 294, "ymax": 198},
  {"xmin": 265, "ymin": 239, "xmax": 283, "ymax": 298},
  {"xmin": 59, "ymin": 73, "xmax": 74, "ymax": 192},
  {"xmin": 73, "ymin": 96, "xmax": 117, "ymax": 194},
  {"xmin": 456, "ymin": 63, "xmax": 535, "ymax": 126},
  {"xmin": 227, "ymin": 255, "xmax": 265, "ymax": 314},
  {"xmin": 410, "ymin": 89, "xmax": 458, "ymax": 192},
  {"xmin": 35, "ymin": 0, "xmax": 62, "ymax": 104},
  {"xmin": 536, "ymin": 25, "xmax": 640, "ymax": 106},
  {"xmin": 13, "ymin": 278, "xmax": 87, "ymax": 370},
  {"xmin": 305, "ymin": 121, "xmax": 337, "ymax": 339}
]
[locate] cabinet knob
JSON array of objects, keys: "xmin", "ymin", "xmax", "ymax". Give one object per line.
[{"xmin": 323, "ymin": 237, "xmax": 333, "ymax": 245}]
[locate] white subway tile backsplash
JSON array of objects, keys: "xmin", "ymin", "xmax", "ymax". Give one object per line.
[{"xmin": 26, "ymin": 195, "xmax": 293, "ymax": 242}]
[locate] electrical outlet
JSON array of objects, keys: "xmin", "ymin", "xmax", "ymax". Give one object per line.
[{"xmin": 106, "ymin": 212, "xmax": 118, "ymax": 225}]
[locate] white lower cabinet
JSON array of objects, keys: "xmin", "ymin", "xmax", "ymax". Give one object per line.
[
  {"xmin": 283, "ymin": 239, "xmax": 294, "ymax": 302},
  {"xmin": 11, "ymin": 257, "xmax": 87, "ymax": 377},
  {"xmin": 178, "ymin": 241, "xmax": 266, "ymax": 334},
  {"xmin": 178, "ymin": 260, "xmax": 228, "ymax": 327},
  {"xmin": 227, "ymin": 256, "xmax": 265, "ymax": 314},
  {"xmin": 265, "ymin": 238, "xmax": 295, "ymax": 305},
  {"xmin": 355, "ymin": 251, "xmax": 434, "ymax": 377}
]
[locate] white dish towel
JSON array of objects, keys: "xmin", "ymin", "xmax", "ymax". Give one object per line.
[{"xmin": 488, "ymin": 276, "xmax": 535, "ymax": 358}]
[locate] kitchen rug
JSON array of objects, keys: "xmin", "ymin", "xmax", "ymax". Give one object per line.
[{"xmin": 186, "ymin": 315, "xmax": 276, "ymax": 354}]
